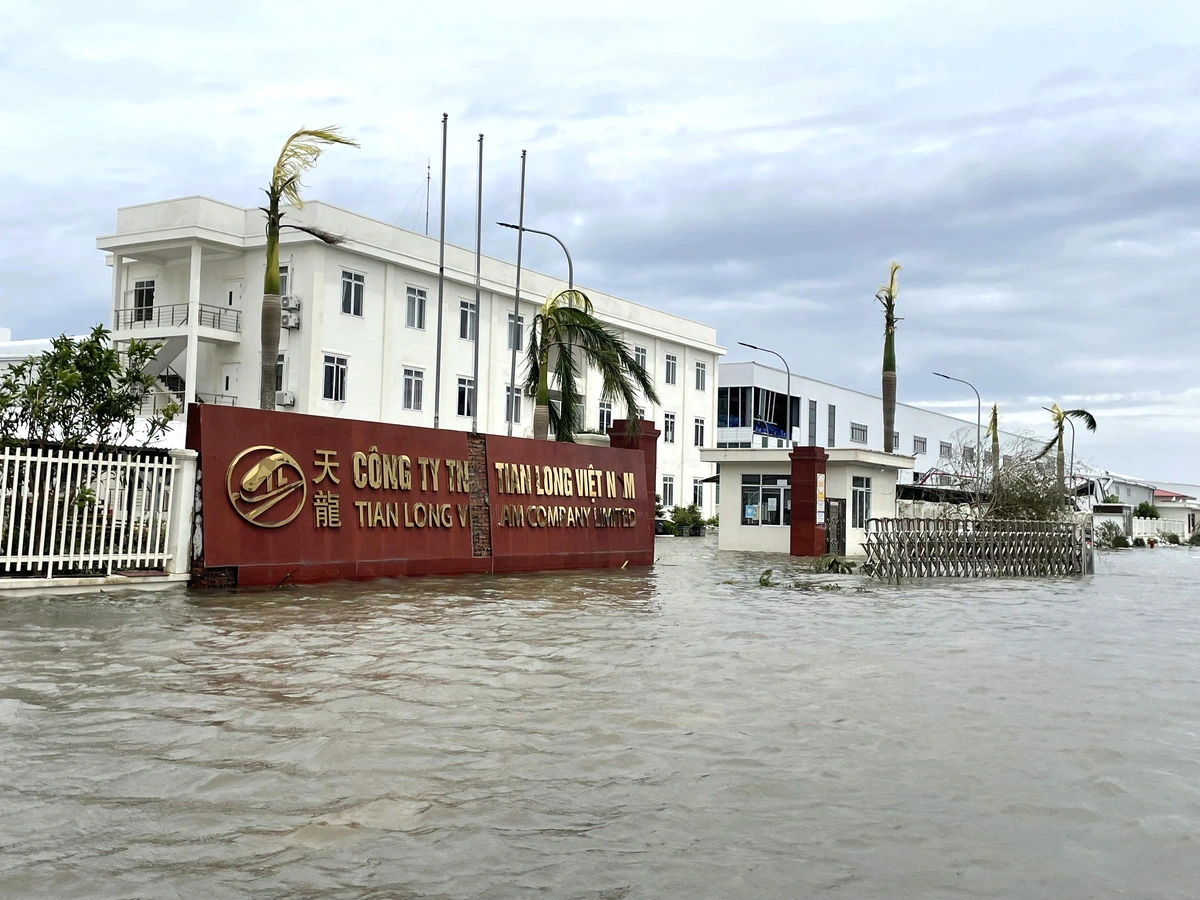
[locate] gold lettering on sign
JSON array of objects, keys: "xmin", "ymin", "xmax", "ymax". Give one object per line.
[
  {"xmin": 313, "ymin": 449, "xmax": 340, "ymax": 485},
  {"xmin": 622, "ymin": 472, "xmax": 636, "ymax": 499},
  {"xmin": 313, "ymin": 491, "xmax": 341, "ymax": 527}
]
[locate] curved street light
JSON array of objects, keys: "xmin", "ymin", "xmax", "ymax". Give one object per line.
[
  {"xmin": 739, "ymin": 341, "xmax": 793, "ymax": 445},
  {"xmin": 933, "ymin": 371, "xmax": 982, "ymax": 506},
  {"xmin": 497, "ymin": 222, "xmax": 573, "ymax": 292}
]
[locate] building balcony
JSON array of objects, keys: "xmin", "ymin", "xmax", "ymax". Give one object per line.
[{"xmin": 114, "ymin": 303, "xmax": 241, "ymax": 343}]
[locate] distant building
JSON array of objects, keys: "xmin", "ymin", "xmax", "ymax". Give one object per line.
[
  {"xmin": 96, "ymin": 197, "xmax": 724, "ymax": 516},
  {"xmin": 716, "ymin": 361, "xmax": 1022, "ymax": 484}
]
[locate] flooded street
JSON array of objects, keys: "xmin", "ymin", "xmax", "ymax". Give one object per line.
[{"xmin": 2, "ymin": 538, "xmax": 1199, "ymax": 899}]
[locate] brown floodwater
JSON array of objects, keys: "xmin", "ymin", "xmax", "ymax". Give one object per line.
[{"xmin": 1, "ymin": 537, "xmax": 1198, "ymax": 898}]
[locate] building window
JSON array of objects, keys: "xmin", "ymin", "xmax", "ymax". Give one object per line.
[
  {"xmin": 940, "ymin": 441, "xmax": 953, "ymax": 459},
  {"xmin": 507, "ymin": 313, "xmax": 523, "ymax": 351},
  {"xmin": 133, "ymin": 279, "xmax": 155, "ymax": 322},
  {"xmin": 828, "ymin": 404, "xmax": 836, "ymax": 446},
  {"xmin": 695, "ymin": 361, "xmax": 706, "ymax": 391},
  {"xmin": 808, "ymin": 399, "xmax": 818, "ymax": 446},
  {"xmin": 506, "ymin": 385, "xmax": 521, "ymax": 423},
  {"xmin": 892, "ymin": 431, "xmax": 900, "ymax": 449},
  {"xmin": 403, "ymin": 367, "xmax": 424, "ymax": 411},
  {"xmin": 850, "ymin": 422, "xmax": 867, "ymax": 443},
  {"xmin": 278, "ymin": 266, "xmax": 290, "ymax": 298},
  {"xmin": 456, "ymin": 377, "xmax": 475, "ymax": 417},
  {"xmin": 341, "ymin": 271, "xmax": 364, "ymax": 317},
  {"xmin": 693, "ymin": 478, "xmax": 704, "ymax": 507},
  {"xmin": 665, "ymin": 353, "xmax": 677, "ymax": 385},
  {"xmin": 598, "ymin": 401, "xmax": 612, "ymax": 432},
  {"xmin": 459, "ymin": 300, "xmax": 477, "ymax": 341},
  {"xmin": 741, "ymin": 474, "xmax": 791, "ymax": 527},
  {"xmin": 406, "ymin": 286, "xmax": 426, "ymax": 329},
  {"xmin": 662, "ymin": 475, "xmax": 675, "ymax": 508},
  {"xmin": 275, "ymin": 353, "xmax": 285, "ymax": 392},
  {"xmin": 663, "ymin": 412, "xmax": 676, "ymax": 443},
  {"xmin": 636, "ymin": 406, "xmax": 646, "ymax": 419},
  {"xmin": 963, "ymin": 446, "xmax": 976, "ymax": 466},
  {"xmin": 634, "ymin": 346, "xmax": 647, "ymax": 370},
  {"xmin": 913, "ymin": 436, "xmax": 927, "ymax": 455},
  {"xmin": 694, "ymin": 417, "xmax": 705, "ymax": 447},
  {"xmin": 322, "ymin": 354, "xmax": 347, "ymax": 401},
  {"xmin": 852, "ymin": 476, "xmax": 871, "ymax": 528}
]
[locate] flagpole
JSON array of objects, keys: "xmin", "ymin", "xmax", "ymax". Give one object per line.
[
  {"xmin": 433, "ymin": 113, "xmax": 448, "ymax": 428},
  {"xmin": 471, "ymin": 133, "xmax": 484, "ymax": 433},
  {"xmin": 507, "ymin": 150, "xmax": 527, "ymax": 437}
]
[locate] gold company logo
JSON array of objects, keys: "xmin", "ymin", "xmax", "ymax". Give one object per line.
[{"xmin": 226, "ymin": 445, "xmax": 307, "ymax": 528}]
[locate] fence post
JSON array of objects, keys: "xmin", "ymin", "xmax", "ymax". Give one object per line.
[{"xmin": 166, "ymin": 449, "xmax": 198, "ymax": 575}]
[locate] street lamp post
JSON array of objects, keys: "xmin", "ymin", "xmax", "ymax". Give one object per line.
[
  {"xmin": 738, "ymin": 341, "xmax": 793, "ymax": 445},
  {"xmin": 933, "ymin": 371, "xmax": 982, "ymax": 507},
  {"xmin": 497, "ymin": 222, "xmax": 572, "ymax": 292}
]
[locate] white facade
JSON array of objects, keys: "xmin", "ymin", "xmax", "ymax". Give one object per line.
[
  {"xmin": 96, "ymin": 197, "xmax": 723, "ymax": 516},
  {"xmin": 700, "ymin": 447, "xmax": 913, "ymax": 556},
  {"xmin": 717, "ymin": 361, "xmax": 1023, "ymax": 484}
]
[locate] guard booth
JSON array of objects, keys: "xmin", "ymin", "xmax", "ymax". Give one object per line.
[{"xmin": 700, "ymin": 447, "xmax": 913, "ymax": 557}]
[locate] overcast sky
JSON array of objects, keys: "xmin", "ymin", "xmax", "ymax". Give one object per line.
[{"xmin": 3, "ymin": 0, "xmax": 1199, "ymax": 481}]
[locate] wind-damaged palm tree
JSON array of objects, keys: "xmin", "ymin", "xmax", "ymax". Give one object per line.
[
  {"xmin": 258, "ymin": 127, "xmax": 358, "ymax": 410},
  {"xmin": 1033, "ymin": 403, "xmax": 1097, "ymax": 499},
  {"xmin": 877, "ymin": 261, "xmax": 902, "ymax": 453},
  {"xmin": 985, "ymin": 403, "xmax": 1000, "ymax": 496},
  {"xmin": 524, "ymin": 289, "xmax": 659, "ymax": 441}
]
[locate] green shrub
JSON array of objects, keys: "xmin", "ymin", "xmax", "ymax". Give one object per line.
[
  {"xmin": 1134, "ymin": 501, "xmax": 1160, "ymax": 519},
  {"xmin": 1165, "ymin": 532, "xmax": 1181, "ymax": 545},
  {"xmin": 1113, "ymin": 534, "xmax": 1130, "ymax": 548},
  {"xmin": 1097, "ymin": 521, "xmax": 1125, "ymax": 549},
  {"xmin": 670, "ymin": 504, "xmax": 704, "ymax": 529},
  {"xmin": 1189, "ymin": 532, "xmax": 1200, "ymax": 546},
  {"xmin": 1131, "ymin": 537, "xmax": 1145, "ymax": 548}
]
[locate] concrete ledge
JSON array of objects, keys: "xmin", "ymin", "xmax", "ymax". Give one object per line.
[{"xmin": 0, "ymin": 573, "xmax": 189, "ymax": 598}]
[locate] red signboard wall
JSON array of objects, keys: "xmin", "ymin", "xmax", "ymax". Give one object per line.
[{"xmin": 187, "ymin": 405, "xmax": 656, "ymax": 586}]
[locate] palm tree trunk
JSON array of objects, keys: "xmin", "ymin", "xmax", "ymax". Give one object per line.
[
  {"xmin": 881, "ymin": 333, "xmax": 896, "ymax": 454},
  {"xmin": 533, "ymin": 351, "xmax": 551, "ymax": 440},
  {"xmin": 1055, "ymin": 433, "xmax": 1065, "ymax": 500},
  {"xmin": 259, "ymin": 198, "xmax": 282, "ymax": 411},
  {"xmin": 991, "ymin": 429, "xmax": 1000, "ymax": 495}
]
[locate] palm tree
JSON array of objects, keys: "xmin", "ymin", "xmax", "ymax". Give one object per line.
[
  {"xmin": 876, "ymin": 261, "xmax": 901, "ymax": 453},
  {"xmin": 985, "ymin": 403, "xmax": 1000, "ymax": 495},
  {"xmin": 258, "ymin": 127, "xmax": 358, "ymax": 410},
  {"xmin": 524, "ymin": 289, "xmax": 659, "ymax": 441},
  {"xmin": 1033, "ymin": 403, "xmax": 1097, "ymax": 499}
]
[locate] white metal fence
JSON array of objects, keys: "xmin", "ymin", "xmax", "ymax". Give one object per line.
[
  {"xmin": 1131, "ymin": 516, "xmax": 1187, "ymax": 541},
  {"xmin": 0, "ymin": 445, "xmax": 192, "ymax": 579}
]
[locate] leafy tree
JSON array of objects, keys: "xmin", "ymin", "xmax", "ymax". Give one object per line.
[
  {"xmin": 1134, "ymin": 501, "xmax": 1160, "ymax": 519},
  {"xmin": 876, "ymin": 262, "xmax": 901, "ymax": 454},
  {"xmin": 524, "ymin": 289, "xmax": 659, "ymax": 440},
  {"xmin": 259, "ymin": 127, "xmax": 358, "ymax": 410},
  {"xmin": 670, "ymin": 504, "xmax": 704, "ymax": 529},
  {"xmin": 0, "ymin": 326, "xmax": 177, "ymax": 450},
  {"xmin": 1032, "ymin": 404, "xmax": 1096, "ymax": 499}
]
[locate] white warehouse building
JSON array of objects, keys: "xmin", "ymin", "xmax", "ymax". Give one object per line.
[
  {"xmin": 96, "ymin": 197, "xmax": 724, "ymax": 516},
  {"xmin": 717, "ymin": 361, "xmax": 1022, "ymax": 483}
]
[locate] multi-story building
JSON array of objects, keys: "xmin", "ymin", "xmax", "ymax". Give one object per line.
[
  {"xmin": 717, "ymin": 361, "xmax": 1022, "ymax": 483},
  {"xmin": 96, "ymin": 197, "xmax": 723, "ymax": 515}
]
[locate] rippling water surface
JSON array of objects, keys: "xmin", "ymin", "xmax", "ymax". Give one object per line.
[{"xmin": 2, "ymin": 538, "xmax": 1199, "ymax": 898}]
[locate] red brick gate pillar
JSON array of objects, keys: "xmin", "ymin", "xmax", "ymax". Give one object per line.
[
  {"xmin": 790, "ymin": 446, "xmax": 828, "ymax": 557},
  {"xmin": 608, "ymin": 419, "xmax": 660, "ymax": 549}
]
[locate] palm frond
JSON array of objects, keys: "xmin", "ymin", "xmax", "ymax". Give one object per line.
[
  {"xmin": 271, "ymin": 126, "xmax": 359, "ymax": 207},
  {"xmin": 281, "ymin": 223, "xmax": 347, "ymax": 245},
  {"xmin": 984, "ymin": 403, "xmax": 998, "ymax": 439},
  {"xmin": 523, "ymin": 314, "xmax": 543, "ymax": 397},
  {"xmin": 551, "ymin": 344, "xmax": 582, "ymax": 441},
  {"xmin": 1063, "ymin": 408, "xmax": 1097, "ymax": 432},
  {"xmin": 1031, "ymin": 434, "xmax": 1059, "ymax": 461}
]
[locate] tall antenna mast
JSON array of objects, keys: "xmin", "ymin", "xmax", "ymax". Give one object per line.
[{"xmin": 425, "ymin": 158, "xmax": 431, "ymax": 236}]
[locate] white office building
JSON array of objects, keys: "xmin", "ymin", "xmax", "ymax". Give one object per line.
[
  {"xmin": 717, "ymin": 361, "xmax": 1021, "ymax": 483},
  {"xmin": 96, "ymin": 197, "xmax": 723, "ymax": 516}
]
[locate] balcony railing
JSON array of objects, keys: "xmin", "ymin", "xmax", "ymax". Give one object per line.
[
  {"xmin": 115, "ymin": 303, "xmax": 241, "ymax": 334},
  {"xmin": 196, "ymin": 393, "xmax": 237, "ymax": 406}
]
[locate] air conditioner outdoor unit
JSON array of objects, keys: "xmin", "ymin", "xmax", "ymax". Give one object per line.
[
  {"xmin": 275, "ymin": 390, "xmax": 296, "ymax": 408},
  {"xmin": 280, "ymin": 311, "xmax": 301, "ymax": 329},
  {"xmin": 280, "ymin": 295, "xmax": 301, "ymax": 310}
]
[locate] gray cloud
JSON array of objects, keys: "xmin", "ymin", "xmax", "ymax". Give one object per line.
[{"xmin": 2, "ymin": 0, "xmax": 1199, "ymax": 480}]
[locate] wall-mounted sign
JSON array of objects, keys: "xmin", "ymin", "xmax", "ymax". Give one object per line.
[
  {"xmin": 816, "ymin": 473, "xmax": 826, "ymax": 525},
  {"xmin": 189, "ymin": 405, "xmax": 655, "ymax": 585}
]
